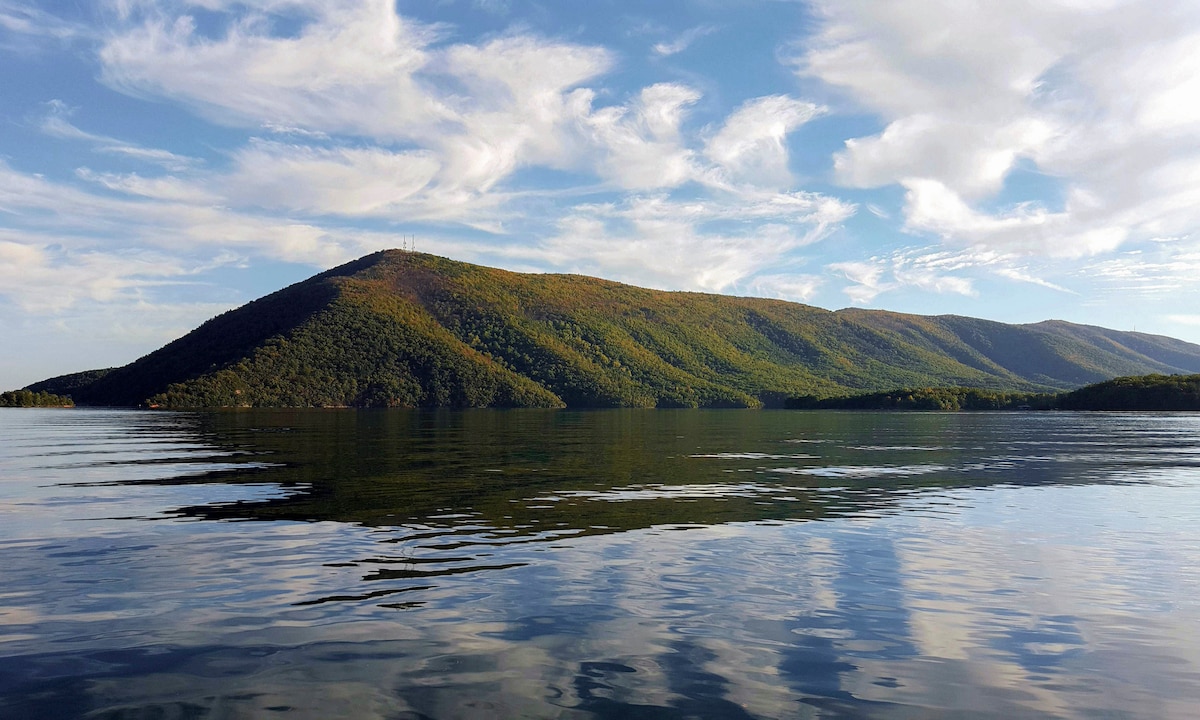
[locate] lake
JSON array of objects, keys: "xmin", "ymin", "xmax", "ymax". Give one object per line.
[{"xmin": 2, "ymin": 408, "xmax": 1199, "ymax": 719}]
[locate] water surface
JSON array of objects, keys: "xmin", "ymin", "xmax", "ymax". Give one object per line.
[{"xmin": 2, "ymin": 408, "xmax": 1199, "ymax": 718}]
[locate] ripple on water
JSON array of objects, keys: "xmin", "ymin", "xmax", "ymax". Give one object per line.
[{"xmin": 2, "ymin": 408, "xmax": 1200, "ymax": 719}]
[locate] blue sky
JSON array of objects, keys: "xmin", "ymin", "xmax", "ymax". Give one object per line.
[{"xmin": 3, "ymin": 0, "xmax": 1200, "ymax": 389}]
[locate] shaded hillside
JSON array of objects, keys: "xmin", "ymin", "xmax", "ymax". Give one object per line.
[
  {"xmin": 788, "ymin": 386, "xmax": 1054, "ymax": 411},
  {"xmin": 1057, "ymin": 373, "xmax": 1200, "ymax": 411},
  {"xmin": 794, "ymin": 374, "xmax": 1200, "ymax": 411},
  {"xmin": 27, "ymin": 251, "xmax": 1200, "ymax": 408}
]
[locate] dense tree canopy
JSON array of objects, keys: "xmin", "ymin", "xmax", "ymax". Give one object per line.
[
  {"xmin": 0, "ymin": 390, "xmax": 74, "ymax": 407},
  {"xmin": 789, "ymin": 374, "xmax": 1200, "ymax": 411}
]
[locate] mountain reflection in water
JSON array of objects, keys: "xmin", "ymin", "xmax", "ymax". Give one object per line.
[{"xmin": 1, "ymin": 408, "xmax": 1199, "ymax": 719}]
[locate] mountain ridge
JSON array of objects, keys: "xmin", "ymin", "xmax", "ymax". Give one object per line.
[{"xmin": 26, "ymin": 250, "xmax": 1200, "ymax": 408}]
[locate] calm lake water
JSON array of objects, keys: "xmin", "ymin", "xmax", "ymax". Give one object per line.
[{"xmin": 2, "ymin": 408, "xmax": 1199, "ymax": 719}]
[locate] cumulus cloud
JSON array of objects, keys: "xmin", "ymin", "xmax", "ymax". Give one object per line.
[
  {"xmin": 901, "ymin": 178, "xmax": 1126, "ymax": 257},
  {"xmin": 583, "ymin": 83, "xmax": 702, "ymax": 190},
  {"xmin": 799, "ymin": 0, "xmax": 1200, "ymax": 258}
]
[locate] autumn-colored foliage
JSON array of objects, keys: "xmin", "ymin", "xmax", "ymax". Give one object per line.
[{"xmin": 22, "ymin": 251, "xmax": 1200, "ymax": 408}]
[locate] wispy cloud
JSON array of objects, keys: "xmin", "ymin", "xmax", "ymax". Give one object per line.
[
  {"xmin": 539, "ymin": 191, "xmax": 852, "ymax": 293},
  {"xmin": 1081, "ymin": 248, "xmax": 1200, "ymax": 295},
  {"xmin": 40, "ymin": 100, "xmax": 200, "ymax": 171},
  {"xmin": 0, "ymin": 0, "xmax": 83, "ymax": 48},
  {"xmin": 992, "ymin": 267, "xmax": 1076, "ymax": 295},
  {"xmin": 652, "ymin": 24, "xmax": 716, "ymax": 57},
  {"xmin": 826, "ymin": 246, "xmax": 1072, "ymax": 305}
]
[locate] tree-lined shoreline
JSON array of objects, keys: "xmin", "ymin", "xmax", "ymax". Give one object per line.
[{"xmin": 788, "ymin": 374, "xmax": 1200, "ymax": 411}]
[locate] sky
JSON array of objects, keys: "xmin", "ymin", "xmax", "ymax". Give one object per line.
[{"xmin": 3, "ymin": 0, "xmax": 1200, "ymax": 390}]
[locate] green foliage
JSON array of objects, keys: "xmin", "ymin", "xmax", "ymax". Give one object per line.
[
  {"xmin": 1056, "ymin": 373, "xmax": 1200, "ymax": 410},
  {"xmin": 147, "ymin": 287, "xmax": 563, "ymax": 409},
  {"xmin": 0, "ymin": 389, "xmax": 74, "ymax": 407},
  {"xmin": 29, "ymin": 251, "xmax": 1200, "ymax": 408},
  {"xmin": 787, "ymin": 387, "xmax": 1053, "ymax": 411},
  {"xmin": 788, "ymin": 374, "xmax": 1200, "ymax": 412}
]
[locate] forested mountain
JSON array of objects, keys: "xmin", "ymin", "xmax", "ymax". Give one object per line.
[{"xmin": 26, "ymin": 251, "xmax": 1200, "ymax": 408}]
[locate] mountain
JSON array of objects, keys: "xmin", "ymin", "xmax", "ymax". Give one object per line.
[{"xmin": 27, "ymin": 250, "xmax": 1200, "ymax": 408}]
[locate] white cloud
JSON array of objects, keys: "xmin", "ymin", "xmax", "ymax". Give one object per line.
[
  {"xmin": 0, "ymin": 1, "xmax": 82, "ymax": 47},
  {"xmin": 992, "ymin": 267, "xmax": 1077, "ymax": 294},
  {"xmin": 97, "ymin": 4, "xmax": 616, "ymax": 202},
  {"xmin": 98, "ymin": 0, "xmax": 451, "ymax": 139},
  {"xmin": 541, "ymin": 191, "xmax": 852, "ymax": 293},
  {"xmin": 835, "ymin": 115, "xmax": 1055, "ymax": 199},
  {"xmin": 437, "ymin": 35, "xmax": 611, "ymax": 192},
  {"xmin": 76, "ymin": 167, "xmax": 219, "ymax": 203},
  {"xmin": 0, "ymin": 158, "xmax": 399, "ymax": 272},
  {"xmin": 40, "ymin": 100, "xmax": 201, "ymax": 172},
  {"xmin": 0, "ymin": 238, "xmax": 195, "ymax": 312},
  {"xmin": 800, "ymin": 0, "xmax": 1200, "ymax": 258},
  {"xmin": 705, "ymin": 96, "xmax": 825, "ymax": 188},
  {"xmin": 829, "ymin": 248, "xmax": 986, "ymax": 305},
  {"xmin": 224, "ymin": 142, "xmax": 441, "ymax": 216},
  {"xmin": 652, "ymin": 24, "xmax": 715, "ymax": 57},
  {"xmin": 583, "ymin": 83, "xmax": 702, "ymax": 190},
  {"xmin": 902, "ymin": 178, "xmax": 1126, "ymax": 257},
  {"xmin": 1081, "ymin": 247, "xmax": 1200, "ymax": 295},
  {"xmin": 85, "ymin": 2, "xmax": 850, "ymax": 247},
  {"xmin": 746, "ymin": 273, "xmax": 823, "ymax": 303},
  {"xmin": 828, "ymin": 260, "xmax": 890, "ymax": 303}
]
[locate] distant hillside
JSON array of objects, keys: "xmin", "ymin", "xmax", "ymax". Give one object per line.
[
  {"xmin": 25, "ymin": 251, "xmax": 1200, "ymax": 408},
  {"xmin": 792, "ymin": 374, "xmax": 1200, "ymax": 411}
]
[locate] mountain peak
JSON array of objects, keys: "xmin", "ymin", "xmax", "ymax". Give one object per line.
[{"xmin": 27, "ymin": 251, "xmax": 1200, "ymax": 408}]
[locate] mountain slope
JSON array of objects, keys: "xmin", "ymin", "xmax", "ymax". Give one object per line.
[{"xmin": 28, "ymin": 251, "xmax": 1200, "ymax": 408}]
